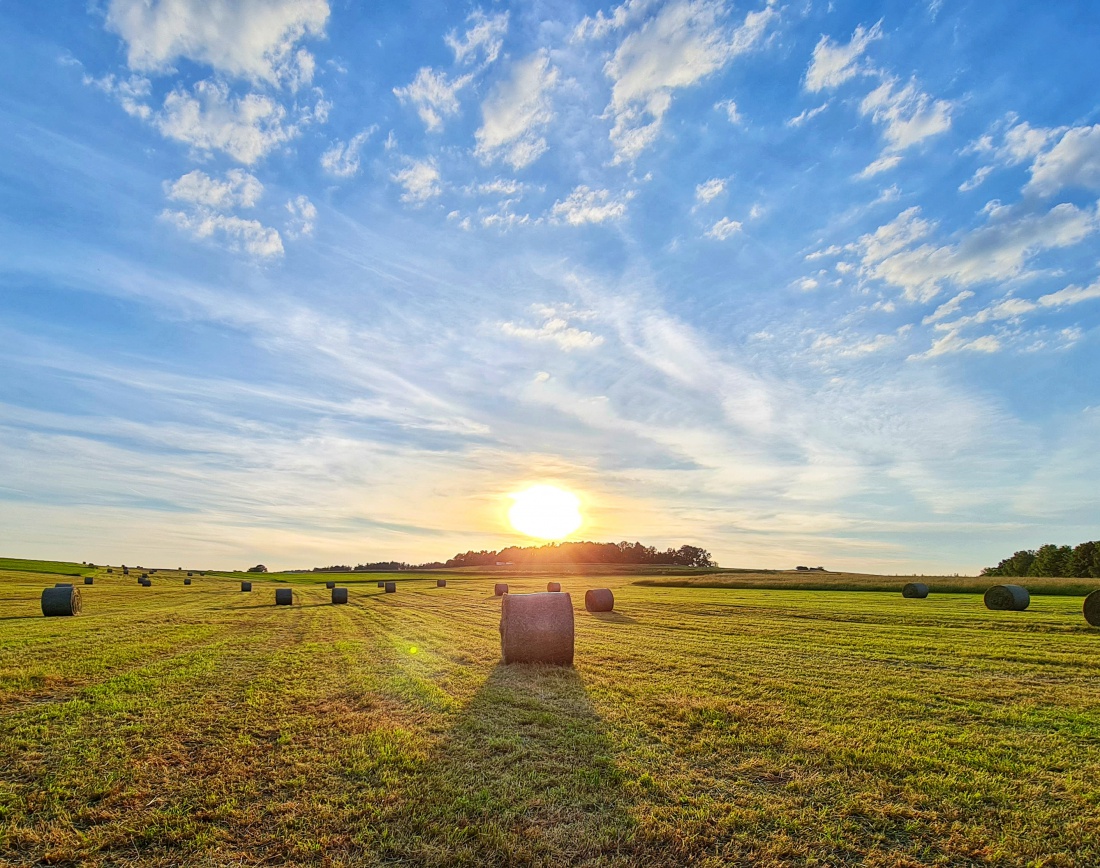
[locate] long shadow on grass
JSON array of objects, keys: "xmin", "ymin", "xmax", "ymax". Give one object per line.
[
  {"xmin": 383, "ymin": 663, "xmax": 635, "ymax": 866},
  {"xmin": 590, "ymin": 611, "xmax": 638, "ymax": 625}
]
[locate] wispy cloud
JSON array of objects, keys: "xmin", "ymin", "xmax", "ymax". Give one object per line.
[{"xmin": 474, "ymin": 50, "xmax": 558, "ymax": 169}]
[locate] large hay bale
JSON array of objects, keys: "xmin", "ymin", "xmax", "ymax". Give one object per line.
[
  {"xmin": 437, "ymin": 579, "xmax": 447, "ymax": 588},
  {"xmin": 325, "ymin": 581, "xmax": 336, "ymax": 589},
  {"xmin": 500, "ymin": 592, "xmax": 574, "ymax": 666},
  {"xmin": 241, "ymin": 581, "xmax": 252, "ymax": 592},
  {"xmin": 41, "ymin": 586, "xmax": 81, "ymax": 617},
  {"xmin": 332, "ymin": 587, "xmax": 348, "ymax": 604},
  {"xmin": 1083, "ymin": 590, "xmax": 1100, "ymax": 627},
  {"xmin": 275, "ymin": 588, "xmax": 292, "ymax": 606},
  {"xmin": 494, "ymin": 583, "xmax": 509, "ymax": 596},
  {"xmin": 984, "ymin": 584, "xmax": 1030, "ymax": 611},
  {"xmin": 384, "ymin": 581, "xmax": 396, "ymax": 593},
  {"xmin": 184, "ymin": 578, "xmax": 192, "ymax": 585},
  {"xmin": 84, "ymin": 577, "xmax": 94, "ymax": 585},
  {"xmin": 547, "ymin": 581, "xmax": 561, "ymax": 592},
  {"xmin": 902, "ymin": 582, "xmax": 929, "ymax": 599},
  {"xmin": 585, "ymin": 588, "xmax": 615, "ymax": 612}
]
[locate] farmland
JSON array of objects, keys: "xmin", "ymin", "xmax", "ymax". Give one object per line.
[{"xmin": 2, "ymin": 560, "xmax": 1099, "ymax": 866}]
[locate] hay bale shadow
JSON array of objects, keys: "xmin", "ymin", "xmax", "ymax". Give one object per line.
[{"xmin": 589, "ymin": 611, "xmax": 638, "ymax": 625}]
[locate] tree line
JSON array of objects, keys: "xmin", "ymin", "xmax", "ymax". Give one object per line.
[
  {"xmin": 441, "ymin": 540, "xmax": 715, "ymax": 568},
  {"xmin": 981, "ymin": 540, "xmax": 1100, "ymax": 578}
]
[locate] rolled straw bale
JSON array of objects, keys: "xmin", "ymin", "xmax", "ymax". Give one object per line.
[
  {"xmin": 141, "ymin": 573, "xmax": 148, "ymax": 579},
  {"xmin": 377, "ymin": 581, "xmax": 385, "ymax": 588},
  {"xmin": 275, "ymin": 588, "xmax": 292, "ymax": 606},
  {"xmin": 385, "ymin": 581, "xmax": 396, "ymax": 593},
  {"xmin": 902, "ymin": 582, "xmax": 929, "ymax": 599},
  {"xmin": 84, "ymin": 577, "xmax": 94, "ymax": 585},
  {"xmin": 123, "ymin": 568, "xmax": 129, "ymax": 575},
  {"xmin": 241, "ymin": 581, "xmax": 252, "ymax": 592},
  {"xmin": 184, "ymin": 578, "xmax": 192, "ymax": 585},
  {"xmin": 326, "ymin": 581, "xmax": 336, "ymax": 589},
  {"xmin": 500, "ymin": 592, "xmax": 574, "ymax": 666},
  {"xmin": 41, "ymin": 586, "xmax": 81, "ymax": 617},
  {"xmin": 107, "ymin": 569, "xmax": 113, "ymax": 574},
  {"xmin": 585, "ymin": 588, "xmax": 615, "ymax": 613},
  {"xmin": 1083, "ymin": 590, "xmax": 1100, "ymax": 627},
  {"xmin": 140, "ymin": 578, "xmax": 151, "ymax": 587},
  {"xmin": 137, "ymin": 576, "xmax": 144, "ymax": 585},
  {"xmin": 187, "ymin": 572, "xmax": 192, "ymax": 577},
  {"xmin": 984, "ymin": 584, "xmax": 1030, "ymax": 611},
  {"xmin": 547, "ymin": 582, "xmax": 561, "ymax": 592},
  {"xmin": 494, "ymin": 583, "xmax": 509, "ymax": 596},
  {"xmin": 437, "ymin": 579, "xmax": 447, "ymax": 588},
  {"xmin": 332, "ymin": 587, "xmax": 348, "ymax": 604}
]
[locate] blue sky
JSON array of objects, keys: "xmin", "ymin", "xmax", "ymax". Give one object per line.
[{"xmin": 2, "ymin": 0, "xmax": 1099, "ymax": 572}]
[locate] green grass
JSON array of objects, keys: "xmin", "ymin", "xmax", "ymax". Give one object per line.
[{"xmin": 2, "ymin": 564, "xmax": 1100, "ymax": 865}]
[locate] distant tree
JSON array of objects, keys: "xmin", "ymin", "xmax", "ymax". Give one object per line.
[
  {"xmin": 247, "ymin": 564, "xmax": 268, "ymax": 573},
  {"xmin": 1028, "ymin": 544, "xmax": 1073, "ymax": 577},
  {"xmin": 1069, "ymin": 541, "xmax": 1100, "ymax": 578},
  {"xmin": 982, "ymin": 549, "xmax": 1036, "ymax": 577}
]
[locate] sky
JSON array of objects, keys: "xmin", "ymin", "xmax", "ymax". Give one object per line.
[{"xmin": 1, "ymin": 0, "xmax": 1099, "ymax": 573}]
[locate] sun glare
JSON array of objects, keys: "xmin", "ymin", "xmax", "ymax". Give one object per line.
[{"xmin": 508, "ymin": 485, "xmax": 583, "ymax": 540}]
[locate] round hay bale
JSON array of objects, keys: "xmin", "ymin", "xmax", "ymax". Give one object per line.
[
  {"xmin": 107, "ymin": 569, "xmax": 113, "ymax": 574},
  {"xmin": 122, "ymin": 568, "xmax": 129, "ymax": 575},
  {"xmin": 241, "ymin": 581, "xmax": 252, "ymax": 592},
  {"xmin": 332, "ymin": 587, "xmax": 348, "ymax": 604},
  {"xmin": 500, "ymin": 592, "xmax": 574, "ymax": 666},
  {"xmin": 1083, "ymin": 590, "xmax": 1100, "ymax": 627},
  {"xmin": 275, "ymin": 588, "xmax": 292, "ymax": 606},
  {"xmin": 41, "ymin": 586, "xmax": 81, "ymax": 617},
  {"xmin": 141, "ymin": 573, "xmax": 148, "ymax": 579},
  {"xmin": 377, "ymin": 581, "xmax": 385, "ymax": 588},
  {"xmin": 984, "ymin": 584, "xmax": 1030, "ymax": 611},
  {"xmin": 84, "ymin": 577, "xmax": 94, "ymax": 585},
  {"xmin": 186, "ymin": 572, "xmax": 192, "ymax": 577},
  {"xmin": 902, "ymin": 582, "xmax": 929, "ymax": 599},
  {"xmin": 546, "ymin": 581, "xmax": 561, "ymax": 592},
  {"xmin": 140, "ymin": 578, "xmax": 151, "ymax": 587},
  {"xmin": 384, "ymin": 581, "xmax": 396, "ymax": 593},
  {"xmin": 325, "ymin": 581, "xmax": 336, "ymax": 589},
  {"xmin": 585, "ymin": 588, "xmax": 615, "ymax": 613},
  {"xmin": 494, "ymin": 583, "xmax": 509, "ymax": 596},
  {"xmin": 184, "ymin": 578, "xmax": 192, "ymax": 585},
  {"xmin": 436, "ymin": 579, "xmax": 447, "ymax": 588}
]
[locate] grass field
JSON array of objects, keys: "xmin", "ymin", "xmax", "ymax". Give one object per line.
[{"xmin": 2, "ymin": 561, "xmax": 1100, "ymax": 866}]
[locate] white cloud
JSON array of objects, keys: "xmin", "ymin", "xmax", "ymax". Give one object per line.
[
  {"xmin": 161, "ymin": 209, "xmax": 284, "ymax": 258},
  {"xmin": 500, "ymin": 307, "xmax": 604, "ymax": 351},
  {"xmin": 155, "ymin": 79, "xmax": 297, "ymax": 164},
  {"xmin": 860, "ymin": 77, "xmax": 953, "ymax": 152},
  {"xmin": 858, "ymin": 154, "xmax": 901, "ymax": 178},
  {"xmin": 474, "ymin": 51, "xmax": 558, "ymax": 169},
  {"xmin": 446, "ymin": 9, "xmax": 509, "ymax": 66},
  {"xmin": 714, "ymin": 99, "xmax": 741, "ymax": 124},
  {"xmin": 572, "ymin": 0, "xmax": 658, "ymax": 41},
  {"xmin": 1038, "ymin": 279, "xmax": 1100, "ymax": 308},
  {"xmin": 920, "ymin": 330, "xmax": 1001, "ymax": 358},
  {"xmin": 922, "ymin": 290, "xmax": 974, "ymax": 324},
  {"xmin": 804, "ymin": 20, "xmax": 881, "ymax": 93},
  {"xmin": 105, "ymin": 0, "xmax": 328, "ymax": 89},
  {"xmin": 164, "ymin": 169, "xmax": 263, "ymax": 210},
  {"xmin": 1026, "ymin": 125, "xmax": 1100, "ymax": 197},
  {"xmin": 321, "ymin": 129, "xmax": 374, "ymax": 178},
  {"xmin": 83, "ymin": 72, "xmax": 152, "ymax": 119},
  {"xmin": 394, "ymin": 67, "xmax": 473, "ymax": 132},
  {"xmin": 550, "ymin": 186, "xmax": 631, "ymax": 225},
  {"xmin": 786, "ymin": 102, "xmax": 828, "ymax": 128},
  {"xmin": 285, "ymin": 195, "xmax": 317, "ymax": 238},
  {"xmin": 604, "ymin": 0, "xmax": 779, "ymax": 163},
  {"xmin": 695, "ymin": 178, "xmax": 725, "ymax": 203},
  {"xmin": 959, "ymin": 165, "xmax": 993, "ymax": 192},
  {"xmin": 394, "ymin": 158, "xmax": 442, "ymax": 204},
  {"xmin": 706, "ymin": 217, "xmax": 742, "ymax": 240}
]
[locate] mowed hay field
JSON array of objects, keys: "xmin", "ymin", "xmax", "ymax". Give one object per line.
[{"xmin": 2, "ymin": 565, "xmax": 1100, "ymax": 866}]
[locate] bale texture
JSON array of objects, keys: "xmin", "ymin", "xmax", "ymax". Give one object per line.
[
  {"xmin": 275, "ymin": 588, "xmax": 292, "ymax": 606},
  {"xmin": 547, "ymin": 582, "xmax": 561, "ymax": 592},
  {"xmin": 585, "ymin": 588, "xmax": 615, "ymax": 613},
  {"xmin": 1083, "ymin": 590, "xmax": 1100, "ymax": 627},
  {"xmin": 84, "ymin": 577, "xmax": 94, "ymax": 585},
  {"xmin": 184, "ymin": 578, "xmax": 192, "ymax": 585},
  {"xmin": 500, "ymin": 592, "xmax": 574, "ymax": 666},
  {"xmin": 241, "ymin": 581, "xmax": 252, "ymax": 592},
  {"xmin": 41, "ymin": 586, "xmax": 81, "ymax": 617},
  {"xmin": 332, "ymin": 587, "xmax": 348, "ymax": 604},
  {"xmin": 326, "ymin": 581, "xmax": 336, "ymax": 589},
  {"xmin": 494, "ymin": 583, "xmax": 509, "ymax": 596},
  {"xmin": 902, "ymin": 582, "xmax": 929, "ymax": 599},
  {"xmin": 385, "ymin": 581, "xmax": 396, "ymax": 593},
  {"xmin": 984, "ymin": 584, "xmax": 1030, "ymax": 611},
  {"xmin": 437, "ymin": 579, "xmax": 447, "ymax": 588}
]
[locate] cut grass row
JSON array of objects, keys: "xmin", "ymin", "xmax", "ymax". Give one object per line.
[{"xmin": 2, "ymin": 567, "xmax": 1099, "ymax": 865}]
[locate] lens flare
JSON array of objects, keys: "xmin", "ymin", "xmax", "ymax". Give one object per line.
[{"xmin": 508, "ymin": 485, "xmax": 583, "ymax": 540}]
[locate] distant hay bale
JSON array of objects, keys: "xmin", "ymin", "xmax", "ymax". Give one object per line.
[
  {"xmin": 187, "ymin": 572, "xmax": 192, "ymax": 577},
  {"xmin": 437, "ymin": 579, "xmax": 447, "ymax": 588},
  {"xmin": 141, "ymin": 573, "xmax": 148, "ymax": 579},
  {"xmin": 585, "ymin": 588, "xmax": 615, "ymax": 613},
  {"xmin": 332, "ymin": 587, "xmax": 348, "ymax": 604},
  {"xmin": 41, "ymin": 586, "xmax": 81, "ymax": 617},
  {"xmin": 140, "ymin": 578, "xmax": 151, "ymax": 587},
  {"xmin": 494, "ymin": 583, "xmax": 509, "ymax": 596},
  {"xmin": 54, "ymin": 583, "xmax": 74, "ymax": 587},
  {"xmin": 902, "ymin": 582, "xmax": 929, "ymax": 599},
  {"xmin": 84, "ymin": 577, "xmax": 94, "ymax": 585},
  {"xmin": 984, "ymin": 584, "xmax": 1030, "ymax": 611},
  {"xmin": 377, "ymin": 581, "xmax": 385, "ymax": 588},
  {"xmin": 137, "ymin": 576, "xmax": 144, "ymax": 585},
  {"xmin": 385, "ymin": 582, "xmax": 396, "ymax": 593},
  {"xmin": 1083, "ymin": 590, "xmax": 1100, "ymax": 627},
  {"xmin": 275, "ymin": 588, "xmax": 292, "ymax": 606},
  {"xmin": 547, "ymin": 582, "xmax": 561, "ymax": 592},
  {"xmin": 500, "ymin": 592, "xmax": 574, "ymax": 666},
  {"xmin": 107, "ymin": 569, "xmax": 113, "ymax": 574},
  {"xmin": 122, "ymin": 568, "xmax": 129, "ymax": 575},
  {"xmin": 184, "ymin": 578, "xmax": 192, "ymax": 585},
  {"xmin": 326, "ymin": 581, "xmax": 336, "ymax": 589},
  {"xmin": 241, "ymin": 581, "xmax": 252, "ymax": 592}
]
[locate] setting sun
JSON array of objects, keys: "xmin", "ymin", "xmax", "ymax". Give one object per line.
[{"xmin": 508, "ymin": 485, "xmax": 583, "ymax": 540}]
